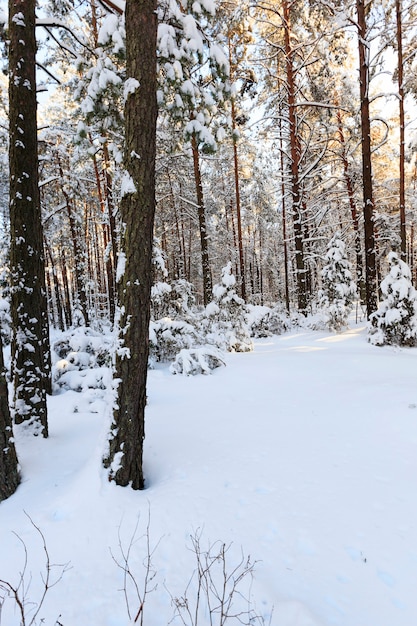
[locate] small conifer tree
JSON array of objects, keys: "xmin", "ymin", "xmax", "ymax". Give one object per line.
[
  {"xmin": 205, "ymin": 262, "xmax": 252, "ymax": 352},
  {"xmin": 318, "ymin": 235, "xmax": 357, "ymax": 331},
  {"xmin": 368, "ymin": 251, "xmax": 417, "ymax": 346}
]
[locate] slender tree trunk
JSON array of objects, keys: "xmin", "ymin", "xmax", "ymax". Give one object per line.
[
  {"xmin": 229, "ymin": 69, "xmax": 246, "ymax": 301},
  {"xmin": 92, "ymin": 150, "xmax": 116, "ymax": 323},
  {"xmin": 57, "ymin": 157, "xmax": 90, "ymax": 324},
  {"xmin": 104, "ymin": 0, "xmax": 158, "ymax": 490},
  {"xmin": 396, "ymin": 0, "xmax": 406, "ymax": 259},
  {"xmin": 279, "ymin": 116, "xmax": 290, "ymax": 312},
  {"xmin": 357, "ymin": 0, "xmax": 378, "ymax": 317},
  {"xmin": 336, "ymin": 108, "xmax": 366, "ymax": 302},
  {"xmin": 191, "ymin": 133, "xmax": 212, "ymax": 305},
  {"xmin": 9, "ymin": 0, "xmax": 50, "ymax": 434},
  {"xmin": 46, "ymin": 242, "xmax": 65, "ymax": 331},
  {"xmin": 60, "ymin": 247, "xmax": 72, "ymax": 328}
]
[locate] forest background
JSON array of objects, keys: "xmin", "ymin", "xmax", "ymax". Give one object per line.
[{"xmin": 2, "ymin": 0, "xmax": 417, "ymax": 328}]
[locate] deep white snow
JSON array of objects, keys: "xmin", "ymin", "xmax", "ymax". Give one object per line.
[{"xmin": 1, "ymin": 322, "xmax": 417, "ymax": 626}]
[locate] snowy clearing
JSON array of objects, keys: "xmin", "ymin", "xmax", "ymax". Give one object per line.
[{"xmin": 1, "ymin": 322, "xmax": 417, "ymax": 626}]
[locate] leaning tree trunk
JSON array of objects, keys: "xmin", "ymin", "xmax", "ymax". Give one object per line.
[
  {"xmin": 0, "ymin": 333, "xmax": 19, "ymax": 502},
  {"xmin": 357, "ymin": 0, "xmax": 378, "ymax": 317},
  {"xmin": 104, "ymin": 0, "xmax": 158, "ymax": 490},
  {"xmin": 9, "ymin": 0, "xmax": 50, "ymax": 435}
]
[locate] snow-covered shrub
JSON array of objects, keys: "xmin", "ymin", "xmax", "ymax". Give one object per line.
[
  {"xmin": 53, "ymin": 326, "xmax": 113, "ymax": 366},
  {"xmin": 169, "ymin": 279, "xmax": 196, "ymax": 318},
  {"xmin": 247, "ymin": 304, "xmax": 291, "ymax": 338},
  {"xmin": 317, "ymin": 235, "xmax": 357, "ymax": 331},
  {"xmin": 368, "ymin": 252, "xmax": 417, "ymax": 346},
  {"xmin": 151, "ymin": 239, "xmax": 173, "ymax": 320},
  {"xmin": 202, "ymin": 263, "xmax": 253, "ymax": 352},
  {"xmin": 151, "ymin": 281, "xmax": 172, "ymax": 320},
  {"xmin": 170, "ymin": 347, "xmax": 225, "ymax": 376},
  {"xmin": 149, "ymin": 318, "xmax": 199, "ymax": 365},
  {"xmin": 52, "ymin": 327, "xmax": 114, "ymax": 392}
]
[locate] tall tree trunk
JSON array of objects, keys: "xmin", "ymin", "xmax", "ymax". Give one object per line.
[
  {"xmin": 60, "ymin": 247, "xmax": 72, "ymax": 328},
  {"xmin": 228, "ymin": 39, "xmax": 246, "ymax": 302},
  {"xmin": 191, "ymin": 133, "xmax": 212, "ymax": 305},
  {"xmin": 396, "ymin": 0, "xmax": 406, "ymax": 259},
  {"xmin": 57, "ymin": 156, "xmax": 90, "ymax": 325},
  {"xmin": 279, "ymin": 116, "xmax": 290, "ymax": 312},
  {"xmin": 9, "ymin": 0, "xmax": 50, "ymax": 434},
  {"xmin": 357, "ymin": 0, "xmax": 378, "ymax": 317},
  {"xmin": 336, "ymin": 108, "xmax": 366, "ymax": 302},
  {"xmin": 45, "ymin": 242, "xmax": 65, "ymax": 331},
  {"xmin": 282, "ymin": 0, "xmax": 308, "ymax": 315},
  {"xmin": 104, "ymin": 0, "xmax": 158, "ymax": 490},
  {"xmin": 0, "ymin": 333, "xmax": 19, "ymax": 502}
]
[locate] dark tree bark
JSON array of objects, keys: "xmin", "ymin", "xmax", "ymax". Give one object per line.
[
  {"xmin": 396, "ymin": 0, "xmax": 406, "ymax": 259},
  {"xmin": 282, "ymin": 0, "xmax": 308, "ymax": 315},
  {"xmin": 357, "ymin": 0, "xmax": 378, "ymax": 317},
  {"xmin": 191, "ymin": 133, "xmax": 212, "ymax": 305},
  {"xmin": 9, "ymin": 0, "xmax": 51, "ymax": 435},
  {"xmin": 0, "ymin": 333, "xmax": 19, "ymax": 502},
  {"xmin": 104, "ymin": 0, "xmax": 158, "ymax": 490}
]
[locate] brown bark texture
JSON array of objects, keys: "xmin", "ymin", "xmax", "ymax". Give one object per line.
[
  {"xmin": 104, "ymin": 0, "xmax": 158, "ymax": 489},
  {"xmin": 357, "ymin": 0, "xmax": 378, "ymax": 317},
  {"xmin": 9, "ymin": 0, "xmax": 51, "ymax": 434},
  {"xmin": 282, "ymin": 0, "xmax": 308, "ymax": 315}
]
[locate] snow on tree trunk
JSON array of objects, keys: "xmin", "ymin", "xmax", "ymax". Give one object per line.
[
  {"xmin": 103, "ymin": 0, "xmax": 158, "ymax": 490},
  {"xmin": 8, "ymin": 0, "xmax": 51, "ymax": 435},
  {"xmin": 0, "ymin": 333, "xmax": 19, "ymax": 502},
  {"xmin": 368, "ymin": 252, "xmax": 417, "ymax": 347}
]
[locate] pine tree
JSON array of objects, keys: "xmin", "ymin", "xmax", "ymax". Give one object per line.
[
  {"xmin": 318, "ymin": 235, "xmax": 357, "ymax": 331},
  {"xmin": 8, "ymin": 0, "xmax": 51, "ymax": 435},
  {"xmin": 103, "ymin": 0, "xmax": 158, "ymax": 490},
  {"xmin": 368, "ymin": 251, "xmax": 417, "ymax": 346},
  {"xmin": 205, "ymin": 262, "xmax": 253, "ymax": 352}
]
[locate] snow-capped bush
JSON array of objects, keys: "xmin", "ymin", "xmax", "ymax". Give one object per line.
[
  {"xmin": 247, "ymin": 304, "xmax": 291, "ymax": 338},
  {"xmin": 52, "ymin": 327, "xmax": 114, "ymax": 393},
  {"xmin": 169, "ymin": 279, "xmax": 196, "ymax": 318},
  {"xmin": 53, "ymin": 326, "xmax": 113, "ymax": 366},
  {"xmin": 170, "ymin": 346, "xmax": 225, "ymax": 375},
  {"xmin": 149, "ymin": 318, "xmax": 199, "ymax": 365},
  {"xmin": 202, "ymin": 262, "xmax": 253, "ymax": 352},
  {"xmin": 368, "ymin": 252, "xmax": 417, "ymax": 347},
  {"xmin": 317, "ymin": 235, "xmax": 357, "ymax": 331}
]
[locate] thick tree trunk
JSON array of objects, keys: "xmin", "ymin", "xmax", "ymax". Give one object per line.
[
  {"xmin": 0, "ymin": 334, "xmax": 19, "ymax": 502},
  {"xmin": 357, "ymin": 0, "xmax": 378, "ymax": 317},
  {"xmin": 282, "ymin": 0, "xmax": 308, "ymax": 315},
  {"xmin": 104, "ymin": 0, "xmax": 158, "ymax": 490},
  {"xmin": 9, "ymin": 0, "xmax": 50, "ymax": 434}
]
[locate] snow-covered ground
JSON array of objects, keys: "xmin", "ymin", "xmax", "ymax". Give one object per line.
[{"xmin": 1, "ymin": 322, "xmax": 417, "ymax": 626}]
